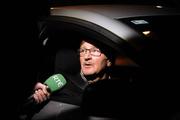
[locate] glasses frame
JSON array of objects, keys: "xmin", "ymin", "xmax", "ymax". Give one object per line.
[{"xmin": 78, "ymin": 48, "xmax": 102, "ymax": 57}]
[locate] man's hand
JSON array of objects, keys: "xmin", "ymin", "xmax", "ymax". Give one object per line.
[{"xmin": 33, "ymin": 82, "xmax": 50, "ymax": 104}]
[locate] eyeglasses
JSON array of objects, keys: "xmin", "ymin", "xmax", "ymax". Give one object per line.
[{"xmin": 78, "ymin": 48, "xmax": 101, "ymax": 57}]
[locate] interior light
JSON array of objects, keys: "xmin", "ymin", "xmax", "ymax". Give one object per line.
[{"xmin": 142, "ymin": 31, "xmax": 151, "ymax": 36}]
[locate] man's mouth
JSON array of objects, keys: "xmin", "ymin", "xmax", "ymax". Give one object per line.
[{"xmin": 83, "ymin": 63, "xmax": 92, "ymax": 68}]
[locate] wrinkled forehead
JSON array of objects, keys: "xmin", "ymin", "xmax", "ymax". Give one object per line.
[
  {"xmin": 80, "ymin": 39, "xmax": 104, "ymax": 49},
  {"xmin": 80, "ymin": 39, "xmax": 115, "ymax": 61},
  {"xmin": 80, "ymin": 40, "xmax": 100, "ymax": 49}
]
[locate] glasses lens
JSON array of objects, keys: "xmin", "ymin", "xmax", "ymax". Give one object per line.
[
  {"xmin": 79, "ymin": 48, "xmax": 101, "ymax": 56},
  {"xmin": 90, "ymin": 49, "xmax": 101, "ymax": 56}
]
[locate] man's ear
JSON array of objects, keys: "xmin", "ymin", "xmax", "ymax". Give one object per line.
[{"xmin": 107, "ymin": 60, "xmax": 112, "ymax": 67}]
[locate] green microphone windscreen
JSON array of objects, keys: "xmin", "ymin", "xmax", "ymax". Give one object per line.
[{"xmin": 44, "ymin": 74, "xmax": 67, "ymax": 93}]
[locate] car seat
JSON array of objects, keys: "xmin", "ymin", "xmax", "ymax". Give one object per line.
[{"xmin": 54, "ymin": 48, "xmax": 80, "ymax": 75}]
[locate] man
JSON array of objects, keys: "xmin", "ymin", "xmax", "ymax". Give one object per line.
[{"xmin": 19, "ymin": 39, "xmax": 115, "ymax": 120}]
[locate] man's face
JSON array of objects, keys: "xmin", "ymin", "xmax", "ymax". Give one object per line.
[{"xmin": 80, "ymin": 40, "xmax": 111, "ymax": 76}]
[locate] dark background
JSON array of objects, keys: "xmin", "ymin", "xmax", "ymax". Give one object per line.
[{"xmin": 2, "ymin": 0, "xmax": 49, "ymax": 119}]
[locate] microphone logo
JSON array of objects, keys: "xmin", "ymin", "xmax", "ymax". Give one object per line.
[
  {"xmin": 44, "ymin": 74, "xmax": 67, "ymax": 92},
  {"xmin": 52, "ymin": 75, "xmax": 66, "ymax": 87}
]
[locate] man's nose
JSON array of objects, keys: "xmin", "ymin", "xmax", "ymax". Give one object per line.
[{"xmin": 84, "ymin": 50, "xmax": 92, "ymax": 58}]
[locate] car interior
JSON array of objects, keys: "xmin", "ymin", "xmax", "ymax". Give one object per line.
[
  {"xmin": 35, "ymin": 10, "xmax": 180, "ymax": 119},
  {"xmin": 35, "ymin": 18, "xmax": 143, "ymax": 119}
]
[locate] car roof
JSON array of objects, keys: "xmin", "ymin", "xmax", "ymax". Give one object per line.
[
  {"xmin": 48, "ymin": 4, "xmax": 180, "ymax": 61},
  {"xmin": 50, "ymin": 4, "xmax": 180, "ymax": 19},
  {"xmin": 49, "ymin": 4, "xmax": 180, "ymax": 47}
]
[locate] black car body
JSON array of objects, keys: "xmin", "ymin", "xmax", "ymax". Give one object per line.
[{"xmin": 38, "ymin": 3, "xmax": 180, "ymax": 120}]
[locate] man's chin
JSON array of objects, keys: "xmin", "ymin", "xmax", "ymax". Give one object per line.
[
  {"xmin": 83, "ymin": 71, "xmax": 95, "ymax": 76},
  {"xmin": 83, "ymin": 73, "xmax": 93, "ymax": 76}
]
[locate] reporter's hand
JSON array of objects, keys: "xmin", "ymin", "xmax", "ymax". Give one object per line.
[{"xmin": 33, "ymin": 82, "xmax": 50, "ymax": 104}]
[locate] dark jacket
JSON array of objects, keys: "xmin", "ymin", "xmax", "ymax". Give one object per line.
[{"xmin": 51, "ymin": 72, "xmax": 88, "ymax": 105}]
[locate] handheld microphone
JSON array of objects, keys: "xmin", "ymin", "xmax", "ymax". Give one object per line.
[
  {"xmin": 44, "ymin": 73, "xmax": 67, "ymax": 93},
  {"xmin": 22, "ymin": 74, "xmax": 67, "ymax": 111}
]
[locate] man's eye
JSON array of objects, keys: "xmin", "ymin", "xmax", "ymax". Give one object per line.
[
  {"xmin": 80, "ymin": 49, "xmax": 85, "ymax": 52},
  {"xmin": 92, "ymin": 49, "xmax": 99, "ymax": 52}
]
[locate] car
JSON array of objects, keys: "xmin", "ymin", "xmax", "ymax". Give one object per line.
[
  {"xmin": 36, "ymin": 3, "xmax": 180, "ymax": 120},
  {"xmin": 43, "ymin": 3, "xmax": 180, "ymax": 66}
]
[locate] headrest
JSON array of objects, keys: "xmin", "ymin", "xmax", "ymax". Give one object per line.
[{"xmin": 54, "ymin": 48, "xmax": 80, "ymax": 74}]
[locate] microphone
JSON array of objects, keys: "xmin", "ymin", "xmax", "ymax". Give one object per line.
[
  {"xmin": 43, "ymin": 73, "xmax": 67, "ymax": 93},
  {"xmin": 21, "ymin": 74, "xmax": 67, "ymax": 112}
]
